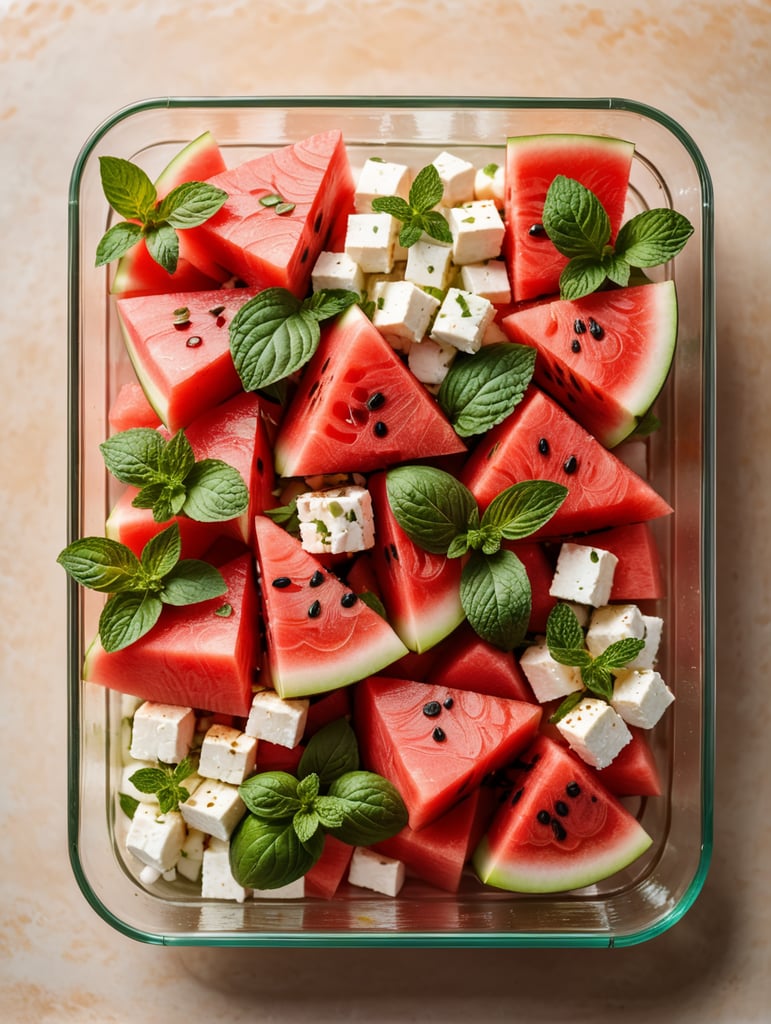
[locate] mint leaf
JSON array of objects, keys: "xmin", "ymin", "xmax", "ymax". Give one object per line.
[
  {"xmin": 614, "ymin": 208, "xmax": 695, "ymax": 267},
  {"xmin": 140, "ymin": 521, "xmax": 182, "ymax": 580},
  {"xmin": 369, "ymin": 195, "xmax": 412, "ymax": 220},
  {"xmin": 304, "ymin": 288, "xmax": 360, "ymax": 322},
  {"xmin": 182, "ymin": 460, "xmax": 249, "ymax": 523},
  {"xmin": 397, "ymin": 218, "xmax": 425, "ymax": 248},
  {"xmin": 542, "ymin": 175, "xmax": 610, "ymax": 260},
  {"xmin": 95, "ymin": 221, "xmax": 144, "ymax": 267},
  {"xmin": 156, "ymin": 181, "xmax": 228, "ymax": 229},
  {"xmin": 293, "ymin": 808, "xmax": 320, "ymax": 844},
  {"xmin": 298, "ymin": 718, "xmax": 359, "ymax": 787},
  {"xmin": 238, "ymin": 771, "xmax": 301, "ymax": 820},
  {"xmin": 99, "ymin": 156, "xmax": 157, "ymax": 221},
  {"xmin": 57, "ymin": 537, "xmax": 142, "ymax": 593},
  {"xmin": 409, "ymin": 163, "xmax": 444, "ymax": 211},
  {"xmin": 419, "ymin": 209, "xmax": 453, "ymax": 244},
  {"xmin": 99, "ymin": 590, "xmax": 163, "ymax": 652},
  {"xmin": 326, "ymin": 771, "xmax": 408, "ymax": 846},
  {"xmin": 594, "ymin": 636, "xmax": 646, "ymax": 671},
  {"xmin": 582, "ymin": 662, "xmax": 614, "ymax": 702},
  {"xmin": 144, "ymin": 223, "xmax": 179, "ymax": 275},
  {"xmin": 159, "ymin": 559, "xmax": 227, "ymax": 606},
  {"xmin": 481, "ymin": 480, "xmax": 567, "ymax": 540},
  {"xmin": 602, "ymin": 250, "xmax": 632, "ymax": 288},
  {"xmin": 549, "ymin": 689, "xmax": 586, "ymax": 724},
  {"xmin": 160, "ymin": 428, "xmax": 196, "ymax": 484},
  {"xmin": 312, "ymin": 795, "xmax": 347, "ymax": 830},
  {"xmin": 460, "ymin": 548, "xmax": 531, "ymax": 651},
  {"xmin": 386, "ymin": 465, "xmax": 478, "ymax": 555},
  {"xmin": 545, "ymin": 602, "xmax": 593, "ymax": 668},
  {"xmin": 438, "ymin": 342, "xmax": 536, "ymax": 438},
  {"xmin": 229, "ymin": 815, "xmax": 324, "ymax": 890},
  {"xmin": 118, "ymin": 792, "xmax": 140, "ymax": 819},
  {"xmin": 371, "ymin": 164, "xmax": 450, "ymax": 248},
  {"xmin": 558, "ymin": 257, "xmax": 611, "ymax": 302},
  {"xmin": 100, "ymin": 428, "xmax": 165, "ymax": 486}
]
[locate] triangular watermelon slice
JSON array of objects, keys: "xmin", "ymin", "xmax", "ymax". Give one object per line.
[
  {"xmin": 253, "ymin": 515, "xmax": 409, "ymax": 699},
  {"xmin": 273, "ymin": 304, "xmax": 467, "ymax": 478},
  {"xmin": 461, "ymin": 386, "xmax": 672, "ymax": 535},
  {"xmin": 354, "ymin": 676, "xmax": 542, "ymax": 830}
]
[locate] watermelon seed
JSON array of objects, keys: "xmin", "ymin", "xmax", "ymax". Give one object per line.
[
  {"xmin": 308, "ymin": 600, "xmax": 321, "ymax": 618},
  {"xmin": 551, "ymin": 819, "xmax": 568, "ymax": 841},
  {"xmin": 538, "ymin": 437, "xmax": 550, "ymax": 456},
  {"xmin": 574, "ymin": 318, "xmax": 587, "ymax": 335},
  {"xmin": 554, "ymin": 800, "xmax": 569, "ymax": 817},
  {"xmin": 313, "ymin": 211, "xmax": 324, "ymax": 233},
  {"xmin": 588, "ymin": 317, "xmax": 604, "ymax": 339},
  {"xmin": 390, "ymin": 543, "xmax": 399, "ymax": 562},
  {"xmin": 366, "ymin": 391, "xmax": 386, "ymax": 411},
  {"xmin": 423, "ymin": 701, "xmax": 442, "ymax": 718},
  {"xmin": 566, "ymin": 781, "xmax": 581, "ymax": 797},
  {"xmin": 373, "ymin": 420, "xmax": 389, "ymax": 438},
  {"xmin": 300, "ymin": 245, "xmax": 309, "ymax": 263},
  {"xmin": 309, "ymin": 570, "xmax": 325, "ymax": 588},
  {"xmin": 257, "ymin": 457, "xmax": 264, "ymax": 474},
  {"xmin": 340, "ymin": 592, "xmax": 358, "ymax": 608},
  {"xmin": 536, "ymin": 809, "xmax": 551, "ymax": 825},
  {"xmin": 528, "ymin": 223, "xmax": 546, "ymax": 236},
  {"xmin": 511, "ymin": 787, "xmax": 524, "ymax": 806},
  {"xmin": 563, "ymin": 455, "xmax": 579, "ymax": 474},
  {"xmin": 186, "ymin": 336, "xmax": 203, "ymax": 348},
  {"xmin": 209, "ymin": 305, "xmax": 226, "ymax": 317},
  {"xmin": 271, "ymin": 577, "xmax": 292, "ymax": 588},
  {"xmin": 432, "ymin": 726, "xmax": 446, "ymax": 742},
  {"xmin": 443, "ymin": 697, "xmax": 454, "ymax": 709},
  {"xmin": 571, "ymin": 339, "xmax": 581, "ymax": 353}
]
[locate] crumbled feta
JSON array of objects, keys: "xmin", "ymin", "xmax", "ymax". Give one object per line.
[
  {"xmin": 129, "ymin": 702, "xmax": 195, "ymax": 765},
  {"xmin": 198, "ymin": 724, "xmax": 258, "ymax": 786},
  {"xmin": 627, "ymin": 615, "xmax": 664, "ymax": 669},
  {"xmin": 344, "ymin": 212, "xmax": 399, "ymax": 273},
  {"xmin": 474, "ymin": 163, "xmax": 505, "ymax": 205},
  {"xmin": 460, "ymin": 259, "xmax": 511, "ymax": 304},
  {"xmin": 245, "ymin": 688, "xmax": 309, "ymax": 748},
  {"xmin": 372, "ymin": 279, "xmax": 440, "ymax": 347},
  {"xmin": 296, "ymin": 484, "xmax": 375, "ymax": 555},
  {"xmin": 201, "ymin": 837, "xmax": 249, "ymax": 902},
  {"xmin": 404, "ymin": 237, "xmax": 453, "ymax": 290},
  {"xmin": 549, "ymin": 543, "xmax": 619, "ymax": 608},
  {"xmin": 518, "ymin": 636, "xmax": 584, "ymax": 703},
  {"xmin": 354, "ymin": 157, "xmax": 411, "ymax": 213},
  {"xmin": 347, "ymin": 846, "xmax": 406, "ymax": 897},
  {"xmin": 585, "ymin": 603, "xmax": 646, "ymax": 657},
  {"xmin": 448, "ymin": 200, "xmax": 505, "ymax": 265},
  {"xmin": 311, "ymin": 251, "xmax": 365, "ymax": 293},
  {"xmin": 408, "ymin": 336, "xmax": 457, "ymax": 389},
  {"xmin": 611, "ymin": 668, "xmax": 675, "ymax": 729},
  {"xmin": 179, "ymin": 779, "xmax": 246, "ymax": 840},
  {"xmin": 432, "ymin": 150, "xmax": 476, "ymax": 204},
  {"xmin": 125, "ymin": 803, "xmax": 186, "ymax": 874},
  {"xmin": 429, "ymin": 287, "xmax": 495, "ymax": 354},
  {"xmin": 556, "ymin": 697, "xmax": 632, "ymax": 769}
]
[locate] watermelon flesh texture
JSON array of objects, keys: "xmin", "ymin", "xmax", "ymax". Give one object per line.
[
  {"xmin": 197, "ymin": 130, "xmax": 355, "ymax": 298},
  {"xmin": 108, "ymin": 381, "xmax": 162, "ymax": 433},
  {"xmin": 461, "ymin": 386, "xmax": 672, "ymax": 536},
  {"xmin": 425, "ymin": 622, "xmax": 535, "ymax": 703},
  {"xmin": 501, "ymin": 281, "xmax": 678, "ymax": 448},
  {"xmin": 504, "ymin": 133, "xmax": 634, "ymax": 302},
  {"xmin": 273, "ymin": 304, "xmax": 466, "ymax": 478},
  {"xmin": 355, "ymin": 676, "xmax": 542, "ymax": 831},
  {"xmin": 579, "ymin": 522, "xmax": 665, "ymax": 601},
  {"xmin": 252, "ymin": 515, "xmax": 408, "ymax": 699},
  {"xmin": 304, "ymin": 836, "xmax": 355, "ymax": 899},
  {"xmin": 472, "ymin": 734, "xmax": 653, "ymax": 893},
  {"xmin": 82, "ymin": 555, "xmax": 259, "ymax": 717}
]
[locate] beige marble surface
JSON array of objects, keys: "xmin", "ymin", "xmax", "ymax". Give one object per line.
[{"xmin": 1, "ymin": 0, "xmax": 769, "ymax": 1020}]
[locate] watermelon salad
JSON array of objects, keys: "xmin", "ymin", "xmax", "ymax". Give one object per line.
[{"xmin": 62, "ymin": 126, "xmax": 694, "ymax": 905}]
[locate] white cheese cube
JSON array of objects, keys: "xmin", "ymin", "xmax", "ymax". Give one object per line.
[
  {"xmin": 245, "ymin": 689, "xmax": 310, "ymax": 748},
  {"xmin": 252, "ymin": 877, "xmax": 306, "ymax": 899},
  {"xmin": 549, "ymin": 543, "xmax": 619, "ymax": 608},
  {"xmin": 626, "ymin": 615, "xmax": 663, "ymax": 670},
  {"xmin": 404, "ymin": 237, "xmax": 454, "ymax": 290},
  {"xmin": 474, "ymin": 162, "xmax": 505, "ymax": 204},
  {"xmin": 408, "ymin": 337, "xmax": 457, "ymax": 389},
  {"xmin": 518, "ymin": 637, "xmax": 584, "ymax": 703},
  {"xmin": 344, "ymin": 213, "xmax": 399, "ymax": 273},
  {"xmin": 198, "ymin": 724, "xmax": 258, "ymax": 785},
  {"xmin": 564, "ymin": 601, "xmax": 592, "ymax": 628},
  {"xmin": 372, "ymin": 280, "xmax": 440, "ymax": 346},
  {"xmin": 556, "ymin": 697, "xmax": 632, "ymax": 769},
  {"xmin": 460, "ymin": 260, "xmax": 511, "ymax": 304},
  {"xmin": 448, "ymin": 200, "xmax": 505, "ymax": 265},
  {"xmin": 176, "ymin": 828, "xmax": 205, "ymax": 882},
  {"xmin": 585, "ymin": 603, "xmax": 646, "ymax": 657},
  {"xmin": 201, "ymin": 837, "xmax": 249, "ymax": 902},
  {"xmin": 355, "ymin": 157, "xmax": 411, "ymax": 212},
  {"xmin": 311, "ymin": 251, "xmax": 365, "ymax": 293},
  {"xmin": 611, "ymin": 669, "xmax": 675, "ymax": 729},
  {"xmin": 296, "ymin": 484, "xmax": 375, "ymax": 555},
  {"xmin": 179, "ymin": 779, "xmax": 245, "ymax": 840},
  {"xmin": 347, "ymin": 846, "xmax": 406, "ymax": 897},
  {"xmin": 125, "ymin": 803, "xmax": 186, "ymax": 873},
  {"xmin": 432, "ymin": 150, "xmax": 476, "ymax": 205},
  {"xmin": 130, "ymin": 702, "xmax": 195, "ymax": 764},
  {"xmin": 430, "ymin": 287, "xmax": 495, "ymax": 354},
  {"xmin": 481, "ymin": 320, "xmax": 508, "ymax": 346}
]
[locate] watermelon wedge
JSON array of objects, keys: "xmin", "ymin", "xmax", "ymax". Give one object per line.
[
  {"xmin": 253, "ymin": 515, "xmax": 409, "ymax": 699},
  {"xmin": 472, "ymin": 735, "xmax": 653, "ymax": 892}
]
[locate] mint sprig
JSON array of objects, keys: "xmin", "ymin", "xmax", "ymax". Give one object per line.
[
  {"xmin": 437, "ymin": 342, "xmax": 536, "ymax": 438},
  {"xmin": 386, "ymin": 466, "xmax": 567, "ymax": 649},
  {"xmin": 100, "ymin": 427, "xmax": 248, "ymax": 524},
  {"xmin": 95, "ymin": 156, "xmax": 227, "ymax": 274},
  {"xmin": 57, "ymin": 523, "xmax": 227, "ymax": 652},
  {"xmin": 371, "ymin": 164, "xmax": 453, "ymax": 248},
  {"xmin": 129, "ymin": 756, "xmax": 197, "ymax": 813},
  {"xmin": 542, "ymin": 175, "xmax": 694, "ymax": 301}
]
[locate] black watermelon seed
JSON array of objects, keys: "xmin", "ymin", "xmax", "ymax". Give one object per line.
[
  {"xmin": 186, "ymin": 335, "xmax": 203, "ymax": 348},
  {"xmin": 574, "ymin": 318, "xmax": 587, "ymax": 335},
  {"xmin": 423, "ymin": 701, "xmax": 442, "ymax": 717},
  {"xmin": 511, "ymin": 787, "xmax": 524, "ymax": 806},
  {"xmin": 340, "ymin": 591, "xmax": 358, "ymax": 608},
  {"xmin": 314, "ymin": 210, "xmax": 324, "ymax": 233},
  {"xmin": 309, "ymin": 570, "xmax": 325, "ymax": 588},
  {"xmin": 390, "ymin": 543, "xmax": 399, "ymax": 561},
  {"xmin": 536, "ymin": 809, "xmax": 551, "ymax": 825},
  {"xmin": 563, "ymin": 455, "xmax": 578, "ymax": 474},
  {"xmin": 528, "ymin": 223, "xmax": 545, "ymax": 236},
  {"xmin": 366, "ymin": 391, "xmax": 386, "ymax": 411},
  {"xmin": 256, "ymin": 457, "xmax": 264, "ymax": 474},
  {"xmin": 554, "ymin": 800, "xmax": 569, "ymax": 817},
  {"xmin": 538, "ymin": 437, "xmax": 550, "ymax": 456},
  {"xmin": 373, "ymin": 420, "xmax": 389, "ymax": 438},
  {"xmin": 571, "ymin": 338, "xmax": 581, "ymax": 353},
  {"xmin": 432, "ymin": 726, "xmax": 446, "ymax": 742},
  {"xmin": 272, "ymin": 577, "xmax": 291, "ymax": 588},
  {"xmin": 541, "ymin": 368, "xmax": 554, "ymax": 383},
  {"xmin": 551, "ymin": 819, "xmax": 568, "ymax": 841},
  {"xmin": 300, "ymin": 246, "xmax": 309, "ymax": 264},
  {"xmin": 443, "ymin": 697, "xmax": 454, "ymax": 709},
  {"xmin": 588, "ymin": 317, "xmax": 604, "ymax": 339},
  {"xmin": 566, "ymin": 781, "xmax": 581, "ymax": 797},
  {"xmin": 591, "ymin": 795, "xmax": 598, "ymax": 803},
  {"xmin": 320, "ymin": 357, "xmax": 331, "ymax": 374},
  {"xmin": 308, "ymin": 380, "xmax": 320, "ymax": 399},
  {"xmin": 308, "ymin": 600, "xmax": 321, "ymax": 618},
  {"xmin": 383, "ymin": 546, "xmax": 391, "ymax": 564}
]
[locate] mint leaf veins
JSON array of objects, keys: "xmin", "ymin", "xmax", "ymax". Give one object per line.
[{"xmin": 371, "ymin": 163, "xmax": 453, "ymax": 248}]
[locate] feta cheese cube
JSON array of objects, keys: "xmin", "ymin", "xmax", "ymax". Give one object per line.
[
  {"xmin": 628, "ymin": 615, "xmax": 664, "ymax": 669},
  {"xmin": 460, "ymin": 259, "xmax": 511, "ymax": 304},
  {"xmin": 474, "ymin": 162, "xmax": 505, "ymax": 205},
  {"xmin": 198, "ymin": 724, "xmax": 258, "ymax": 785},
  {"xmin": 201, "ymin": 837, "xmax": 249, "ymax": 902},
  {"xmin": 611, "ymin": 669, "xmax": 675, "ymax": 729},
  {"xmin": 245, "ymin": 689, "xmax": 309, "ymax": 748},
  {"xmin": 430, "ymin": 287, "xmax": 495, "ymax": 354},
  {"xmin": 549, "ymin": 543, "xmax": 619, "ymax": 608},
  {"xmin": 404, "ymin": 237, "xmax": 454, "ymax": 290},
  {"xmin": 296, "ymin": 485, "xmax": 375, "ymax": 555},
  {"xmin": 448, "ymin": 200, "xmax": 505, "ymax": 265},
  {"xmin": 556, "ymin": 697, "xmax": 632, "ymax": 769},
  {"xmin": 344, "ymin": 212, "xmax": 399, "ymax": 273},
  {"xmin": 125, "ymin": 803, "xmax": 186, "ymax": 873},
  {"xmin": 347, "ymin": 846, "xmax": 406, "ymax": 897},
  {"xmin": 130, "ymin": 702, "xmax": 195, "ymax": 764},
  {"xmin": 518, "ymin": 637, "xmax": 584, "ymax": 703},
  {"xmin": 179, "ymin": 779, "xmax": 245, "ymax": 840},
  {"xmin": 585, "ymin": 603, "xmax": 646, "ymax": 657},
  {"xmin": 355, "ymin": 157, "xmax": 411, "ymax": 212},
  {"xmin": 176, "ymin": 828, "xmax": 205, "ymax": 882},
  {"xmin": 372, "ymin": 280, "xmax": 440, "ymax": 346},
  {"xmin": 408, "ymin": 336, "xmax": 457, "ymax": 390},
  {"xmin": 432, "ymin": 150, "xmax": 476, "ymax": 205},
  {"xmin": 311, "ymin": 251, "xmax": 365, "ymax": 293}
]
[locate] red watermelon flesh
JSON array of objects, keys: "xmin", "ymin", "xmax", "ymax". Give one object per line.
[
  {"xmin": 108, "ymin": 381, "xmax": 162, "ymax": 433},
  {"xmin": 461, "ymin": 386, "xmax": 672, "ymax": 536},
  {"xmin": 576, "ymin": 522, "xmax": 665, "ymax": 601},
  {"xmin": 505, "ymin": 540, "xmax": 557, "ymax": 633},
  {"xmin": 253, "ymin": 515, "xmax": 408, "ymax": 699},
  {"xmin": 116, "ymin": 287, "xmax": 255, "ymax": 431},
  {"xmin": 197, "ymin": 130, "xmax": 355, "ymax": 297},
  {"xmin": 504, "ymin": 133, "xmax": 634, "ymax": 302},
  {"xmin": 354, "ymin": 675, "xmax": 542, "ymax": 831},
  {"xmin": 472, "ymin": 734, "xmax": 653, "ymax": 893},
  {"xmin": 82, "ymin": 554, "xmax": 259, "ymax": 717},
  {"xmin": 273, "ymin": 305, "xmax": 466, "ymax": 478},
  {"xmin": 501, "ymin": 281, "xmax": 678, "ymax": 447},
  {"xmin": 425, "ymin": 622, "xmax": 535, "ymax": 703},
  {"xmin": 305, "ymin": 835, "xmax": 355, "ymax": 900}
]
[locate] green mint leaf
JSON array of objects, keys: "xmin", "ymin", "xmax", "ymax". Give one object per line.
[
  {"xmin": 229, "ymin": 815, "xmax": 324, "ymax": 890},
  {"xmin": 156, "ymin": 181, "xmax": 228, "ymax": 229},
  {"xmin": 144, "ymin": 223, "xmax": 179, "ymax": 274},
  {"xmin": 293, "ymin": 808, "xmax": 320, "ymax": 844},
  {"xmin": 238, "ymin": 771, "xmax": 301, "ymax": 820},
  {"xmin": 481, "ymin": 480, "xmax": 567, "ymax": 540},
  {"xmin": 296, "ymin": 772, "xmax": 320, "ymax": 803},
  {"xmin": 438, "ymin": 343, "xmax": 536, "ymax": 438},
  {"xmin": 558, "ymin": 256, "xmax": 611, "ymax": 301},
  {"xmin": 159, "ymin": 559, "xmax": 227, "ymax": 606},
  {"xmin": 397, "ymin": 218, "xmax": 425, "ymax": 248},
  {"xmin": 594, "ymin": 636, "xmax": 646, "ymax": 672},
  {"xmin": 118, "ymin": 792, "xmax": 140, "ymax": 819},
  {"xmin": 157, "ymin": 783, "xmax": 190, "ymax": 815},
  {"xmin": 229, "ymin": 287, "xmax": 319, "ymax": 391},
  {"xmin": 99, "ymin": 156, "xmax": 157, "ymax": 222},
  {"xmin": 303, "ymin": 288, "xmax": 360, "ymax": 322},
  {"xmin": 371, "ymin": 195, "xmax": 412, "ymax": 220},
  {"xmin": 160, "ymin": 429, "xmax": 196, "ymax": 485},
  {"xmin": 420, "ymin": 209, "xmax": 453, "ymax": 244},
  {"xmin": 263, "ymin": 499, "xmax": 300, "ymax": 534},
  {"xmin": 298, "ymin": 718, "xmax": 360, "ymax": 787},
  {"xmin": 326, "ymin": 771, "xmax": 408, "ymax": 846},
  {"xmin": 313, "ymin": 795, "xmax": 347, "ymax": 830},
  {"xmin": 130, "ymin": 482, "xmax": 167, "ymax": 512},
  {"xmin": 358, "ymin": 590, "xmax": 387, "ymax": 619},
  {"xmin": 545, "ymin": 603, "xmax": 591, "ymax": 666},
  {"xmin": 386, "ymin": 464, "xmax": 478, "ymax": 555},
  {"xmin": 629, "ymin": 408, "xmax": 661, "ymax": 438},
  {"xmin": 614, "ymin": 208, "xmax": 694, "ymax": 268},
  {"xmin": 602, "ymin": 251, "xmax": 631, "ymax": 288},
  {"xmin": 173, "ymin": 757, "xmax": 196, "ymax": 783},
  {"xmin": 549, "ymin": 689, "xmax": 587, "ymax": 725},
  {"xmin": 542, "ymin": 175, "xmax": 610, "ymax": 260},
  {"xmin": 460, "ymin": 548, "xmax": 532, "ymax": 651},
  {"xmin": 150, "ymin": 483, "xmax": 187, "ymax": 523},
  {"xmin": 409, "ymin": 163, "xmax": 444, "ymax": 212},
  {"xmin": 182, "ymin": 459, "xmax": 249, "ymax": 522},
  {"xmin": 139, "ymin": 522, "xmax": 181, "ymax": 581},
  {"xmin": 99, "ymin": 590, "xmax": 163, "ymax": 652},
  {"xmin": 57, "ymin": 537, "xmax": 142, "ymax": 593},
  {"xmin": 95, "ymin": 221, "xmax": 144, "ymax": 267},
  {"xmin": 99, "ymin": 428, "xmax": 165, "ymax": 487},
  {"xmin": 582, "ymin": 662, "xmax": 614, "ymax": 701},
  {"xmin": 129, "ymin": 766, "xmax": 169, "ymax": 794},
  {"xmin": 447, "ymin": 532, "xmax": 473, "ymax": 559}
]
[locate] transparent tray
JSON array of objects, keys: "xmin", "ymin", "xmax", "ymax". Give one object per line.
[{"xmin": 66, "ymin": 96, "xmax": 714, "ymax": 947}]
